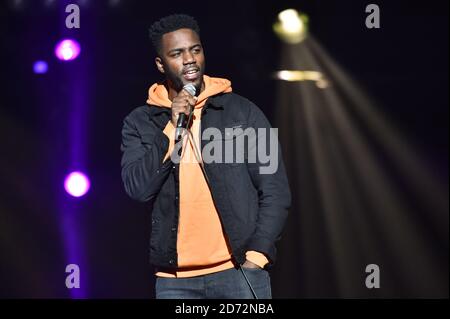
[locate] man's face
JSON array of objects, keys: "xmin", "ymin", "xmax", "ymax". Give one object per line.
[{"xmin": 156, "ymin": 28, "xmax": 205, "ymax": 94}]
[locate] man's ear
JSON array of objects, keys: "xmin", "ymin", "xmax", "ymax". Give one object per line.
[{"xmin": 155, "ymin": 57, "xmax": 165, "ymax": 74}]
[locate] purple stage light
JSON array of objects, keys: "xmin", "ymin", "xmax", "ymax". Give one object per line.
[
  {"xmin": 55, "ymin": 39, "xmax": 81, "ymax": 61},
  {"xmin": 64, "ymin": 171, "xmax": 90, "ymax": 197},
  {"xmin": 33, "ymin": 60, "xmax": 48, "ymax": 74}
]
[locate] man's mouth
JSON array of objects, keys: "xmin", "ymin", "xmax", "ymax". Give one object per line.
[{"xmin": 183, "ymin": 68, "xmax": 200, "ymax": 81}]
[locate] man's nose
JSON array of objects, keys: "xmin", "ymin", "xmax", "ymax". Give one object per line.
[{"xmin": 182, "ymin": 52, "xmax": 195, "ymax": 64}]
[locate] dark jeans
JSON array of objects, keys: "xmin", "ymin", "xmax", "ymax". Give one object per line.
[{"xmin": 155, "ymin": 266, "xmax": 272, "ymax": 299}]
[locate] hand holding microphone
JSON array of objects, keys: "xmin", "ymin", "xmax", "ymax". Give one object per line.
[{"xmin": 172, "ymin": 84, "xmax": 197, "ymax": 141}]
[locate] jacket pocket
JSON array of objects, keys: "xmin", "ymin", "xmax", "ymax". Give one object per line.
[{"xmin": 219, "ymin": 122, "xmax": 249, "ymax": 166}]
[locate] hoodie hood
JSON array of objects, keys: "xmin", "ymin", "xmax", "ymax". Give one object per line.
[{"xmin": 147, "ymin": 75, "xmax": 232, "ymax": 108}]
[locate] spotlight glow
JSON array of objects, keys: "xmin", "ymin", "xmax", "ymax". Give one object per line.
[
  {"xmin": 64, "ymin": 171, "xmax": 90, "ymax": 197},
  {"xmin": 279, "ymin": 9, "xmax": 303, "ymax": 34},
  {"xmin": 273, "ymin": 9, "xmax": 309, "ymax": 44},
  {"xmin": 274, "ymin": 70, "xmax": 329, "ymax": 88},
  {"xmin": 55, "ymin": 39, "xmax": 81, "ymax": 61},
  {"xmin": 33, "ymin": 60, "xmax": 48, "ymax": 74}
]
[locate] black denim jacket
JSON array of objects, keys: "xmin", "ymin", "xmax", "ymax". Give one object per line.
[{"xmin": 120, "ymin": 92, "xmax": 291, "ymax": 269}]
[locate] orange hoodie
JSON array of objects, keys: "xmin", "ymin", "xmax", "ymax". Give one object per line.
[{"xmin": 147, "ymin": 75, "xmax": 268, "ymax": 278}]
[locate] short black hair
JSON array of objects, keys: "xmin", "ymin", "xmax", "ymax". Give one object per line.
[{"xmin": 149, "ymin": 14, "xmax": 200, "ymax": 56}]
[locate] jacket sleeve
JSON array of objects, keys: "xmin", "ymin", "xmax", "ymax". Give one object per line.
[
  {"xmin": 245, "ymin": 103, "xmax": 292, "ymax": 264},
  {"xmin": 120, "ymin": 111, "xmax": 172, "ymax": 202}
]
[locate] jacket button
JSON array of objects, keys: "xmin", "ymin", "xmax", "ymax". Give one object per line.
[
  {"xmin": 169, "ymin": 259, "xmax": 174, "ymax": 264},
  {"xmin": 172, "ymin": 165, "xmax": 176, "ymax": 170},
  {"xmin": 171, "ymin": 227, "xmax": 176, "ymax": 232},
  {"xmin": 156, "ymin": 169, "xmax": 160, "ymax": 174}
]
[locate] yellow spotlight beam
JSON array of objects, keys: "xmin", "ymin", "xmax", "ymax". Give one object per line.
[
  {"xmin": 274, "ymin": 70, "xmax": 329, "ymax": 88},
  {"xmin": 273, "ymin": 9, "xmax": 309, "ymax": 44}
]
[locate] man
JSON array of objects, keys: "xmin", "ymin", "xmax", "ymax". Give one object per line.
[{"xmin": 120, "ymin": 14, "xmax": 291, "ymax": 299}]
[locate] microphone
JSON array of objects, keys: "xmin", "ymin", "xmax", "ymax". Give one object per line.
[{"xmin": 175, "ymin": 83, "xmax": 197, "ymax": 142}]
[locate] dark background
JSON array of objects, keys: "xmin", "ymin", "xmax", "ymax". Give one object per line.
[{"xmin": 0, "ymin": 0, "xmax": 448, "ymax": 298}]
